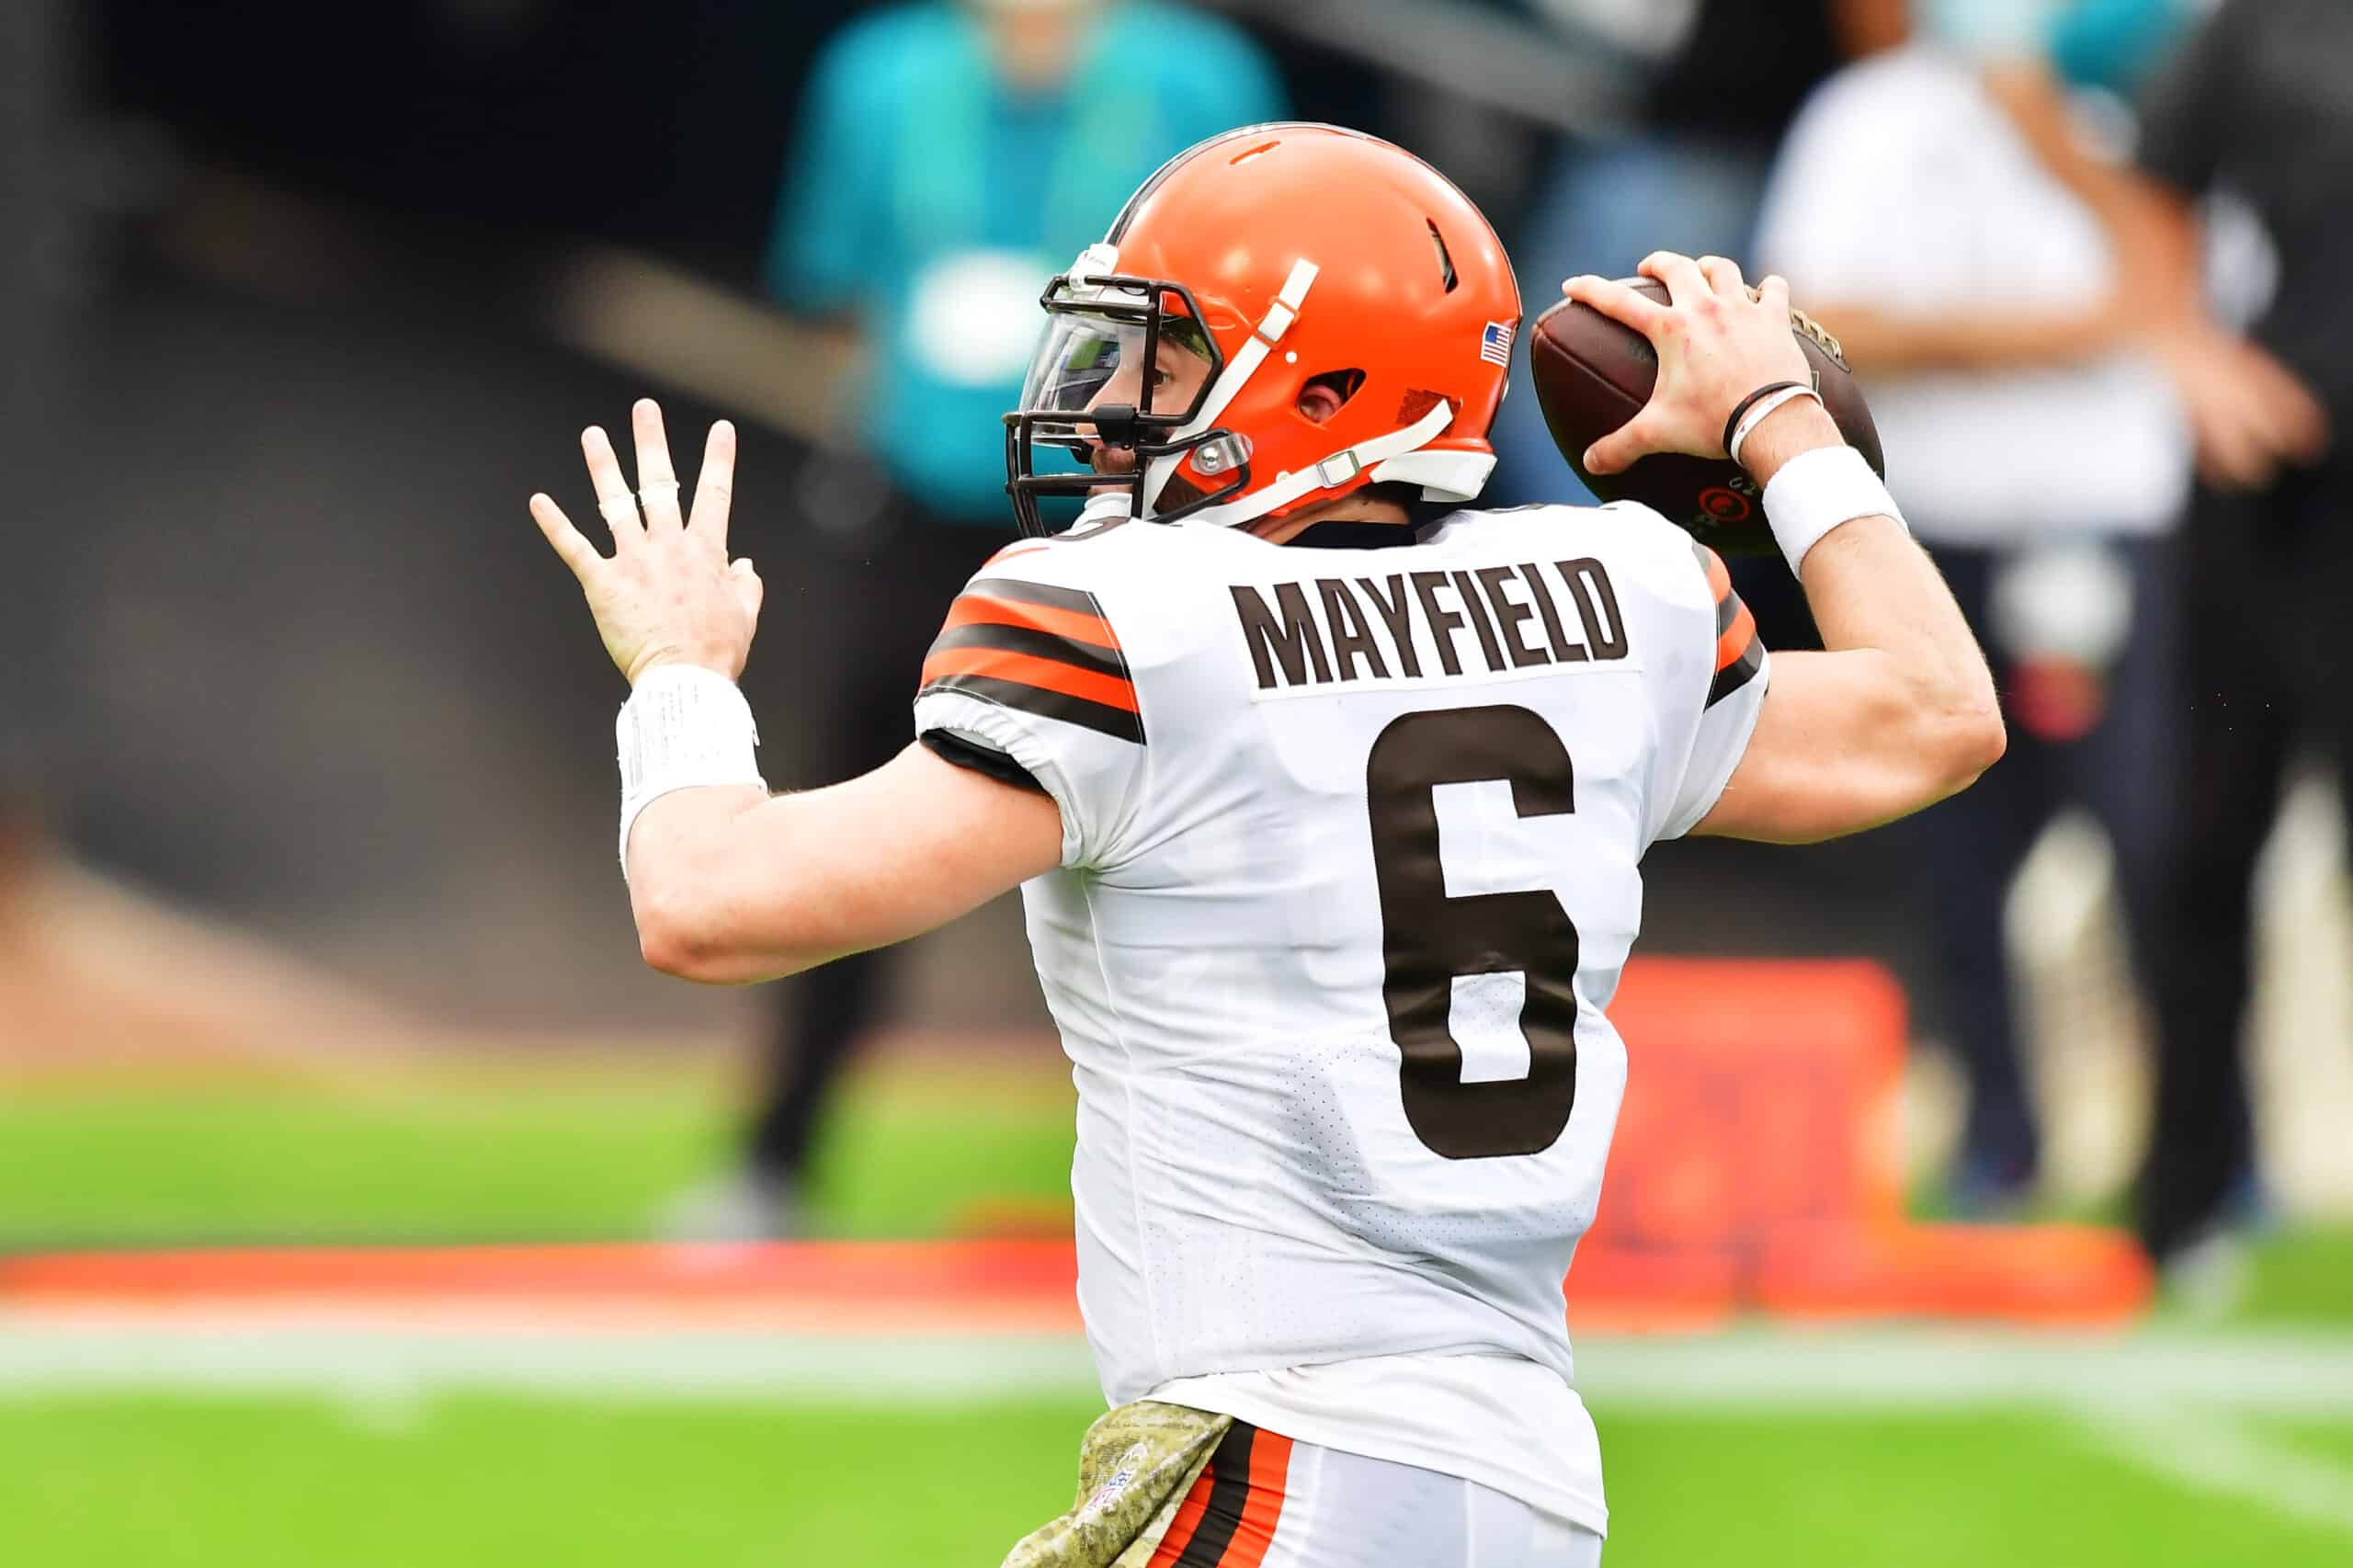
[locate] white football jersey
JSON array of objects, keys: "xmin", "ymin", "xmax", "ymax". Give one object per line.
[{"xmin": 910, "ymin": 501, "xmax": 1768, "ymax": 1534}]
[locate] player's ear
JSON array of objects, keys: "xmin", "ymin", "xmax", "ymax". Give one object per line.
[{"xmin": 1297, "ymin": 369, "xmax": 1366, "ymax": 425}]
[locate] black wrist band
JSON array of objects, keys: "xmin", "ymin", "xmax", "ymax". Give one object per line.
[{"xmin": 1722, "ymin": 381, "xmax": 1812, "ymax": 464}]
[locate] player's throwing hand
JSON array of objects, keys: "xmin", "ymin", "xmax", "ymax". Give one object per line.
[
  {"xmin": 529, "ymin": 398, "xmax": 764, "ymax": 686},
  {"xmin": 1561, "ymin": 253, "xmax": 1815, "ymax": 475}
]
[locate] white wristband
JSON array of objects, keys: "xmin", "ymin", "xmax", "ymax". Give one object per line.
[
  {"xmin": 1760, "ymin": 444, "xmax": 1907, "ymax": 575},
  {"xmin": 615, "ymin": 665, "xmax": 765, "ymax": 875}
]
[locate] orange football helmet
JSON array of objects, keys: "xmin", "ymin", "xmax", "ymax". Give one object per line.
[{"xmin": 1005, "ymin": 122, "xmax": 1522, "ymax": 537}]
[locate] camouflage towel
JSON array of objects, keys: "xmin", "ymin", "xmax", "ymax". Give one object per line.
[{"xmin": 999, "ymin": 1401, "xmax": 1233, "ymax": 1568}]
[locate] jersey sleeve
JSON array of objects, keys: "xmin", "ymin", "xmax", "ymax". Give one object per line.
[
  {"xmin": 1655, "ymin": 541, "xmax": 1770, "ymax": 841},
  {"xmin": 912, "ymin": 551, "xmax": 1151, "ymax": 870}
]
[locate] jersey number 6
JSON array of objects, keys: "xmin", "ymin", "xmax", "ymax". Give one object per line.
[{"xmin": 1366, "ymin": 704, "xmax": 1581, "ymax": 1161}]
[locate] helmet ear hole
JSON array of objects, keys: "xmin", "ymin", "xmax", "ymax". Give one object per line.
[{"xmin": 1298, "ymin": 369, "xmax": 1366, "ymax": 424}]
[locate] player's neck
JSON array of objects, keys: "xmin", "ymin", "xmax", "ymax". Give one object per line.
[{"xmin": 1247, "ymin": 493, "xmax": 1413, "ymax": 546}]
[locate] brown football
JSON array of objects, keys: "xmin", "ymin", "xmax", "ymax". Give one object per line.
[{"xmin": 1528, "ymin": 278, "xmax": 1883, "ymax": 554}]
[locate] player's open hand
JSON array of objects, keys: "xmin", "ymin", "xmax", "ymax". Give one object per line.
[
  {"xmin": 1561, "ymin": 254, "xmax": 1815, "ymax": 475},
  {"xmin": 530, "ymin": 399, "xmax": 764, "ymax": 686}
]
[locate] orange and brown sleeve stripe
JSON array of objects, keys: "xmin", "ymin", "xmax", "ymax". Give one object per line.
[
  {"xmin": 1694, "ymin": 542, "xmax": 1764, "ymax": 709},
  {"xmin": 1149, "ymin": 1423, "xmax": 1294, "ymax": 1568},
  {"xmin": 918, "ymin": 576, "xmax": 1144, "ymax": 744}
]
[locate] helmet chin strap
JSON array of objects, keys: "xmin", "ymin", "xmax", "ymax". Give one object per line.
[
  {"xmin": 1139, "ymin": 253, "xmax": 1495, "ymax": 530},
  {"xmin": 1171, "ymin": 398, "xmax": 1462, "ymax": 532},
  {"xmin": 1370, "ymin": 447, "xmax": 1496, "ymax": 504}
]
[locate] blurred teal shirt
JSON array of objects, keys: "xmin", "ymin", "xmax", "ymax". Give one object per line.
[{"xmin": 768, "ymin": 2, "xmax": 1285, "ymax": 524}]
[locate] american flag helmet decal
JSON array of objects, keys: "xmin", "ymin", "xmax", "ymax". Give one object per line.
[{"xmin": 1479, "ymin": 320, "xmax": 1516, "ymax": 366}]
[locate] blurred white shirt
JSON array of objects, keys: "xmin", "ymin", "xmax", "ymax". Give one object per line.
[{"xmin": 1754, "ymin": 45, "xmax": 2189, "ymax": 545}]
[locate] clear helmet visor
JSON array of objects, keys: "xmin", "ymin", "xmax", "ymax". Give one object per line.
[{"xmin": 1016, "ymin": 311, "xmax": 1217, "ymax": 453}]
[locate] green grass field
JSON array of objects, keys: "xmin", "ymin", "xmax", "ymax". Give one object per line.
[
  {"xmin": 4, "ymin": 1393, "xmax": 2348, "ymax": 1566},
  {"xmin": 2, "ymin": 1062, "xmax": 2345, "ymax": 1324},
  {"xmin": 3, "ymin": 1061, "xmax": 2349, "ymax": 1565},
  {"xmin": 0, "ymin": 1059, "xmax": 1077, "ymax": 1247}
]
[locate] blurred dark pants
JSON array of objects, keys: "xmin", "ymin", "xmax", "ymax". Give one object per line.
[
  {"xmin": 2139, "ymin": 460, "xmax": 2353, "ymax": 1260},
  {"xmin": 1905, "ymin": 538, "xmax": 2176, "ymax": 1197},
  {"xmin": 746, "ymin": 486, "xmax": 998, "ymax": 1185}
]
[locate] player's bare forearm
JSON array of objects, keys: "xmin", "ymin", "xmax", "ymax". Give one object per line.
[
  {"xmin": 626, "ymin": 744, "xmax": 1063, "ymax": 985},
  {"xmin": 1695, "ymin": 402, "xmax": 2004, "ymax": 843},
  {"xmin": 1557, "ymin": 256, "xmax": 2003, "ymax": 841},
  {"xmin": 531, "ymin": 399, "xmax": 1064, "ymax": 985},
  {"xmin": 622, "ymin": 782, "xmax": 769, "ymax": 978}
]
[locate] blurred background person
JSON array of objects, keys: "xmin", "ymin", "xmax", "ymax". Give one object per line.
[
  {"xmin": 1485, "ymin": 0, "xmax": 1907, "ymax": 508},
  {"xmin": 678, "ymin": 0, "xmax": 1285, "ymax": 1238},
  {"xmin": 0, "ymin": 0, "xmax": 77, "ymax": 973},
  {"xmin": 1751, "ymin": 0, "xmax": 2199, "ymax": 1211},
  {"xmin": 2120, "ymin": 0, "xmax": 2341, "ymax": 1275}
]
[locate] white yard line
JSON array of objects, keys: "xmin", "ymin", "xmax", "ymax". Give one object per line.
[
  {"xmin": 12, "ymin": 1315, "xmax": 2347, "ymax": 1535},
  {"xmin": 2074, "ymin": 1402, "xmax": 2353, "ymax": 1536},
  {"xmin": 4, "ymin": 1314, "xmax": 2353, "ymax": 1416},
  {"xmin": 0, "ymin": 1319, "xmax": 1103, "ymax": 1405},
  {"xmin": 1572, "ymin": 1329, "xmax": 2353, "ymax": 1415}
]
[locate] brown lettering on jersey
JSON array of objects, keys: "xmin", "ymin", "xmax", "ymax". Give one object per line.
[
  {"xmin": 1450, "ymin": 570, "xmax": 1510, "ymax": 673},
  {"xmin": 1409, "ymin": 571, "xmax": 1468, "ymax": 677},
  {"xmin": 1474, "ymin": 564, "xmax": 1550, "ymax": 669},
  {"xmin": 1356, "ymin": 574, "xmax": 1424, "ymax": 679},
  {"xmin": 1317, "ymin": 578, "xmax": 1390, "ymax": 682},
  {"xmin": 1238, "ymin": 556, "xmax": 1633, "ymax": 695},
  {"xmin": 1556, "ymin": 558, "xmax": 1631, "ymax": 662},
  {"xmin": 1520, "ymin": 562, "xmax": 1585, "ymax": 663},
  {"xmin": 1230, "ymin": 582, "xmax": 1335, "ymax": 690}
]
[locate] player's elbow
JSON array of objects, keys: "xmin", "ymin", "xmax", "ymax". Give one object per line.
[
  {"xmin": 633, "ymin": 884, "xmax": 757, "ymax": 985},
  {"xmin": 634, "ymin": 887, "xmax": 729, "ymax": 983},
  {"xmin": 1959, "ymin": 702, "xmax": 2008, "ymax": 778},
  {"xmin": 633, "ymin": 880, "xmax": 827, "ymax": 985},
  {"xmin": 1927, "ymin": 696, "xmax": 2007, "ymax": 799}
]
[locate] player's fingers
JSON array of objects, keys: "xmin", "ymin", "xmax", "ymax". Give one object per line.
[
  {"xmin": 1696, "ymin": 255, "xmax": 1747, "ymax": 299},
  {"xmin": 1583, "ymin": 413, "xmax": 1667, "ymax": 477},
  {"xmin": 1562, "ymin": 275, "xmax": 1669, "ymax": 340},
  {"xmin": 729, "ymin": 556, "xmax": 764, "ymax": 623},
  {"xmin": 630, "ymin": 399, "xmax": 684, "ymax": 532},
  {"xmin": 529, "ymin": 492, "xmax": 605, "ymax": 582},
  {"xmin": 1637, "ymin": 250, "xmax": 1711, "ymax": 310},
  {"xmin": 582, "ymin": 425, "xmax": 643, "ymax": 547},
  {"xmin": 1756, "ymin": 274, "xmax": 1793, "ymax": 321},
  {"xmin": 688, "ymin": 419, "xmax": 738, "ymax": 549}
]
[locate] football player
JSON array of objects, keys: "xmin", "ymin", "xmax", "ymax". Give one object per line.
[{"xmin": 531, "ymin": 124, "xmax": 2001, "ymax": 1568}]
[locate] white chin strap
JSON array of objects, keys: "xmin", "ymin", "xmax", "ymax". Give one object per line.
[
  {"xmin": 1140, "ymin": 254, "xmax": 1495, "ymax": 529},
  {"xmin": 1370, "ymin": 445, "xmax": 1495, "ymax": 505},
  {"xmin": 1172, "ymin": 399, "xmax": 1474, "ymax": 530}
]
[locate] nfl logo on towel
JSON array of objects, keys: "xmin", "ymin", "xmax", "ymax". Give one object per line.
[{"xmin": 1479, "ymin": 320, "xmax": 1516, "ymax": 366}]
